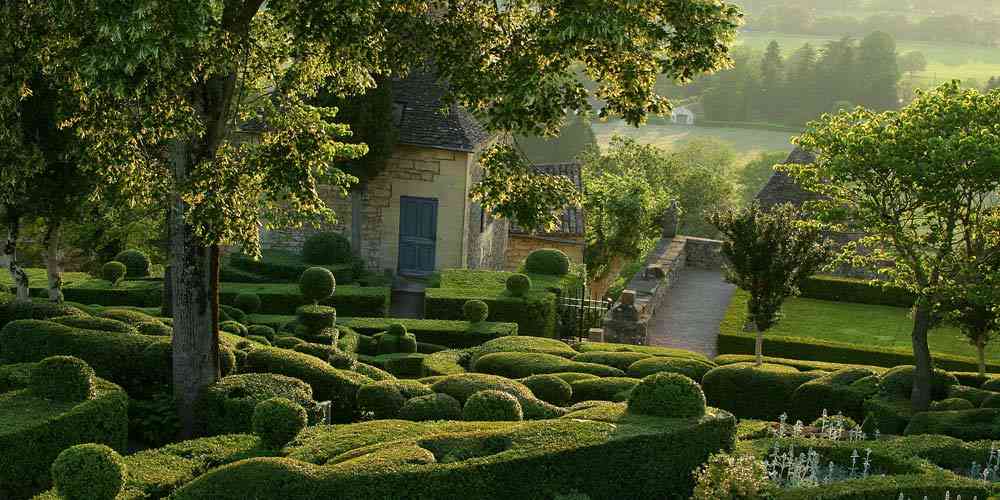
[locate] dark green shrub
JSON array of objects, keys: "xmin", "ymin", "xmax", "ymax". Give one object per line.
[
  {"xmin": 551, "ymin": 372, "xmax": 600, "ymax": 384},
  {"xmin": 379, "ymin": 353, "xmax": 426, "ymax": 377},
  {"xmin": 253, "ymin": 397, "xmax": 308, "ymax": 449},
  {"xmin": 981, "ymin": 393, "xmax": 1000, "ymax": 408},
  {"xmin": 247, "ymin": 335, "xmax": 272, "ymax": 346},
  {"xmin": 247, "ymin": 324, "xmax": 275, "ymax": 340},
  {"xmin": 789, "ymin": 368, "xmax": 880, "ymax": 423},
  {"xmin": 98, "ymin": 308, "xmax": 160, "ymax": 327},
  {"xmin": 981, "ymin": 376, "xmax": 1000, "ymax": 392},
  {"xmin": 524, "ymin": 248, "xmax": 571, "ymax": 276},
  {"xmin": 505, "ymin": 273, "xmax": 532, "ymax": 297},
  {"xmin": 50, "ymin": 315, "xmax": 136, "ymax": 334},
  {"xmin": 274, "ymin": 336, "xmax": 306, "ymax": 349},
  {"xmin": 628, "ymin": 372, "xmax": 706, "ymax": 418},
  {"xmin": 51, "ymin": 443, "xmax": 126, "ymax": 500},
  {"xmin": 128, "ymin": 391, "xmax": 181, "ymax": 448},
  {"xmin": 473, "ymin": 351, "xmax": 625, "ymax": 378},
  {"xmin": 302, "ymin": 232, "xmax": 353, "ymax": 265},
  {"xmin": 337, "ymin": 317, "xmax": 517, "ymax": 349},
  {"xmin": 879, "ymin": 365, "xmax": 958, "ymax": 401},
  {"xmin": 810, "ymin": 414, "xmax": 859, "ymax": 431},
  {"xmin": 220, "ymin": 305, "xmax": 246, "ymax": 323},
  {"xmin": 798, "ymin": 275, "xmax": 914, "ymax": 307},
  {"xmin": 425, "ymin": 288, "xmax": 556, "ymax": 338},
  {"xmin": 863, "ymin": 395, "xmax": 914, "ymax": 435},
  {"xmin": 375, "ymin": 324, "xmax": 417, "ymax": 354},
  {"xmin": 421, "ymin": 350, "xmax": 468, "ymax": 377},
  {"xmin": 946, "ymin": 384, "xmax": 997, "ymax": 407},
  {"xmin": 234, "ymin": 292, "xmax": 262, "ymax": 314},
  {"xmin": 904, "ymin": 408, "xmax": 1000, "ymax": 440},
  {"xmin": 329, "ymin": 348, "xmax": 358, "ymax": 370},
  {"xmin": 931, "ymin": 398, "xmax": 975, "ymax": 411},
  {"xmin": 702, "ymin": 363, "xmax": 822, "ymax": 420},
  {"xmin": 30, "ymin": 356, "xmax": 96, "ymax": 402},
  {"xmin": 472, "ymin": 336, "xmax": 577, "ymax": 359},
  {"xmin": 137, "ymin": 321, "xmax": 172, "ymax": 336},
  {"xmin": 572, "ymin": 351, "xmax": 650, "ymax": 371},
  {"xmin": 463, "ymin": 389, "xmax": 524, "ymax": 421},
  {"xmin": 522, "ymin": 374, "xmax": 572, "ymax": 406},
  {"xmin": 398, "ymin": 393, "xmax": 463, "ymax": 421},
  {"xmin": 463, "ymin": 300, "xmax": 489, "ymax": 323},
  {"xmin": 626, "ymin": 356, "xmax": 717, "ymax": 381},
  {"xmin": 299, "ymin": 267, "xmax": 336, "ymax": 304},
  {"xmin": 113, "ymin": 249, "xmax": 150, "ymax": 278},
  {"xmin": 354, "ymin": 361, "xmax": 393, "ymax": 381},
  {"xmin": 430, "ymin": 373, "xmax": 565, "ymax": 419},
  {"xmin": 219, "ymin": 347, "xmax": 237, "ymax": 377},
  {"xmin": 294, "ymin": 341, "xmax": 337, "ymax": 362},
  {"xmin": 101, "ymin": 261, "xmax": 127, "ymax": 285},
  {"xmin": 219, "ymin": 320, "xmax": 248, "ymax": 336},
  {"xmin": 197, "ymin": 373, "xmax": 319, "ymax": 436},
  {"xmin": 357, "ymin": 380, "xmax": 433, "ymax": 419},
  {"xmin": 29, "ymin": 302, "xmax": 87, "ymax": 321},
  {"xmin": 0, "ymin": 362, "xmax": 33, "ymax": 392},
  {"xmin": 569, "ymin": 377, "xmax": 639, "ymax": 403},
  {"xmin": 296, "ymin": 304, "xmax": 337, "ymax": 331}
]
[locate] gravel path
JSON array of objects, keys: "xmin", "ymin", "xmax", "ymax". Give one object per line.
[{"xmin": 646, "ymin": 268, "xmax": 735, "ymax": 359}]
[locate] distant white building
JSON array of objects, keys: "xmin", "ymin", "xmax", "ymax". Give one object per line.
[{"xmin": 670, "ymin": 105, "xmax": 696, "ymax": 125}]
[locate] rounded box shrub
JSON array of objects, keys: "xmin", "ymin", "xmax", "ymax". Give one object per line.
[
  {"xmin": 702, "ymin": 362, "xmax": 823, "ymax": 421},
  {"xmin": 113, "ymin": 249, "xmax": 150, "ymax": 278},
  {"xmin": 505, "ymin": 273, "xmax": 532, "ymax": 297},
  {"xmin": 234, "ymin": 292, "xmax": 262, "ymax": 315},
  {"xmin": 570, "ymin": 377, "xmax": 640, "ymax": 403},
  {"xmin": 219, "ymin": 320, "xmax": 248, "ymax": 336},
  {"xmin": 524, "ymin": 248, "xmax": 571, "ymax": 276},
  {"xmin": 880, "ymin": 365, "xmax": 959, "ymax": 401},
  {"xmin": 931, "ymin": 398, "xmax": 975, "ymax": 411},
  {"xmin": 101, "ymin": 261, "xmax": 127, "ymax": 285},
  {"xmin": 247, "ymin": 335, "xmax": 272, "ymax": 346},
  {"xmin": 626, "ymin": 356, "xmax": 717, "ymax": 382},
  {"xmin": 463, "ymin": 300, "xmax": 489, "ymax": 323},
  {"xmin": 253, "ymin": 397, "xmax": 308, "ymax": 449},
  {"xmin": 463, "ymin": 389, "xmax": 524, "ymax": 421},
  {"xmin": 302, "ymin": 232, "xmax": 352, "ymax": 265},
  {"xmin": 572, "ymin": 351, "xmax": 650, "ymax": 371},
  {"xmin": 296, "ymin": 304, "xmax": 337, "ymax": 331},
  {"xmin": 522, "ymin": 374, "xmax": 572, "ymax": 406},
  {"xmin": 399, "ymin": 393, "xmax": 463, "ymax": 421},
  {"xmin": 274, "ymin": 336, "xmax": 306, "ymax": 349},
  {"xmin": 50, "ymin": 315, "xmax": 136, "ymax": 334},
  {"xmin": 300, "ymin": 267, "xmax": 336, "ymax": 304},
  {"xmin": 357, "ymin": 380, "xmax": 433, "ymax": 419},
  {"xmin": 30, "ymin": 355, "xmax": 96, "ymax": 402},
  {"xmin": 247, "ymin": 324, "xmax": 276, "ymax": 340},
  {"xmin": 51, "ymin": 443, "xmax": 126, "ymax": 500},
  {"xmin": 221, "ymin": 304, "xmax": 247, "ymax": 323},
  {"xmin": 136, "ymin": 321, "xmax": 172, "ymax": 336},
  {"xmin": 628, "ymin": 372, "xmax": 706, "ymax": 418},
  {"xmin": 98, "ymin": 308, "xmax": 160, "ymax": 327},
  {"xmin": 198, "ymin": 373, "xmax": 319, "ymax": 436}
]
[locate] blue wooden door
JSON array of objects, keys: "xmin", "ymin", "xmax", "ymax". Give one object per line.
[{"xmin": 398, "ymin": 196, "xmax": 438, "ymax": 275}]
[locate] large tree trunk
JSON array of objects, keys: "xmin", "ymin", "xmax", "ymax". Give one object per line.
[
  {"xmin": 2, "ymin": 212, "xmax": 30, "ymax": 300},
  {"xmin": 170, "ymin": 142, "xmax": 219, "ymax": 438},
  {"xmin": 590, "ymin": 256, "xmax": 626, "ymax": 301},
  {"xmin": 910, "ymin": 303, "xmax": 934, "ymax": 412},
  {"xmin": 44, "ymin": 220, "xmax": 64, "ymax": 303}
]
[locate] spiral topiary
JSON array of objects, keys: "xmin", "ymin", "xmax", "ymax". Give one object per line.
[
  {"xmin": 234, "ymin": 292, "xmax": 262, "ymax": 315},
  {"xmin": 463, "ymin": 300, "xmax": 489, "ymax": 323},
  {"xmin": 252, "ymin": 397, "xmax": 308, "ymax": 449},
  {"xmin": 521, "ymin": 374, "xmax": 573, "ymax": 406},
  {"xmin": 30, "ymin": 356, "xmax": 95, "ymax": 402},
  {"xmin": 524, "ymin": 248, "xmax": 571, "ymax": 276},
  {"xmin": 113, "ymin": 249, "xmax": 150, "ymax": 278},
  {"xmin": 505, "ymin": 273, "xmax": 532, "ymax": 297},
  {"xmin": 101, "ymin": 261, "xmax": 127, "ymax": 286},
  {"xmin": 462, "ymin": 389, "xmax": 524, "ymax": 421},
  {"xmin": 51, "ymin": 443, "xmax": 126, "ymax": 500},
  {"xmin": 302, "ymin": 232, "xmax": 353, "ymax": 265},
  {"xmin": 628, "ymin": 372, "xmax": 706, "ymax": 418},
  {"xmin": 299, "ymin": 266, "xmax": 336, "ymax": 304}
]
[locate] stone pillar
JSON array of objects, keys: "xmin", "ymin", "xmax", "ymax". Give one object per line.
[
  {"xmin": 662, "ymin": 201, "xmax": 680, "ymax": 238},
  {"xmin": 602, "ymin": 290, "xmax": 647, "ymax": 345}
]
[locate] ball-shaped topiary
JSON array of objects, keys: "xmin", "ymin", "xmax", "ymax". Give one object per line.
[
  {"xmin": 51, "ymin": 443, "xmax": 126, "ymax": 500},
  {"xmin": 252, "ymin": 397, "xmax": 308, "ymax": 449},
  {"xmin": 524, "ymin": 248, "xmax": 571, "ymax": 276},
  {"xmin": 247, "ymin": 324, "xmax": 276, "ymax": 340},
  {"xmin": 299, "ymin": 267, "xmax": 336, "ymax": 304},
  {"xmin": 463, "ymin": 300, "xmax": 489, "ymax": 323},
  {"xmin": 522, "ymin": 374, "xmax": 573, "ymax": 406},
  {"xmin": 628, "ymin": 372, "xmax": 706, "ymax": 418},
  {"xmin": 30, "ymin": 356, "xmax": 95, "ymax": 402},
  {"xmin": 399, "ymin": 393, "xmax": 463, "ymax": 421},
  {"xmin": 234, "ymin": 292, "xmax": 262, "ymax": 315},
  {"xmin": 101, "ymin": 261, "xmax": 127, "ymax": 285},
  {"xmin": 505, "ymin": 273, "xmax": 532, "ymax": 297},
  {"xmin": 302, "ymin": 232, "xmax": 353, "ymax": 265},
  {"xmin": 357, "ymin": 381, "xmax": 408, "ymax": 419},
  {"xmin": 462, "ymin": 389, "xmax": 524, "ymax": 421},
  {"xmin": 113, "ymin": 249, "xmax": 150, "ymax": 278}
]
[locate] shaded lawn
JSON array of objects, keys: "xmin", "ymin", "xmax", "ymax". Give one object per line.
[{"xmin": 728, "ymin": 290, "xmax": 1000, "ymax": 364}]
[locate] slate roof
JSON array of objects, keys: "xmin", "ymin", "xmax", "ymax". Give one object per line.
[
  {"xmin": 392, "ymin": 71, "xmax": 492, "ymax": 152},
  {"xmin": 755, "ymin": 147, "xmax": 823, "ymax": 208},
  {"xmin": 510, "ymin": 162, "xmax": 585, "ymax": 238}
]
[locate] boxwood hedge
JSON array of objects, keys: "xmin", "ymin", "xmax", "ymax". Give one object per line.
[
  {"xmin": 702, "ymin": 363, "xmax": 824, "ymax": 421},
  {"xmin": 196, "ymin": 373, "xmax": 322, "ymax": 436},
  {"xmin": 425, "ymin": 288, "xmax": 556, "ymax": 338},
  {"xmin": 473, "ymin": 352, "xmax": 625, "ymax": 379}
]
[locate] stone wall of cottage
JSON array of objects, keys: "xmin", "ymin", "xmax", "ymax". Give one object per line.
[
  {"xmin": 504, "ymin": 235, "xmax": 585, "ymax": 272},
  {"xmin": 465, "ymin": 147, "xmax": 509, "ymax": 270}
]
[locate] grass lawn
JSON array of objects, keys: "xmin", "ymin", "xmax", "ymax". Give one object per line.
[
  {"xmin": 739, "ymin": 32, "xmax": 1000, "ymax": 86},
  {"xmin": 727, "ymin": 290, "xmax": 1000, "ymax": 364}
]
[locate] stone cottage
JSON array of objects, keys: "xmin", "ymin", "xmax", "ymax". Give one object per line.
[
  {"xmin": 506, "ymin": 162, "xmax": 586, "ymax": 271},
  {"xmin": 262, "ymin": 71, "xmax": 510, "ymax": 276}
]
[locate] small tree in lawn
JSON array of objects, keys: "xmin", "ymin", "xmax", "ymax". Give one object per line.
[{"xmin": 708, "ymin": 203, "xmax": 833, "ymax": 366}]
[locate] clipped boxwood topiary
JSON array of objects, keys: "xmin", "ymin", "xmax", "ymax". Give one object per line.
[
  {"xmin": 101, "ymin": 261, "xmax": 127, "ymax": 286},
  {"xmin": 113, "ymin": 249, "xmax": 150, "ymax": 278},
  {"xmin": 253, "ymin": 397, "xmax": 308, "ymax": 449},
  {"xmin": 50, "ymin": 315, "xmax": 136, "ymax": 334},
  {"xmin": 981, "ymin": 376, "xmax": 1000, "ymax": 392},
  {"xmin": 571, "ymin": 351, "xmax": 650, "ymax": 371},
  {"xmin": 197, "ymin": 373, "xmax": 319, "ymax": 436},
  {"xmin": 221, "ymin": 305, "xmax": 247, "ymax": 323},
  {"xmin": 300, "ymin": 267, "xmax": 337, "ymax": 304},
  {"xmin": 463, "ymin": 389, "xmax": 524, "ymax": 421},
  {"xmin": 219, "ymin": 320, "xmax": 248, "ymax": 336},
  {"xmin": 297, "ymin": 304, "xmax": 337, "ymax": 331},
  {"xmin": 430, "ymin": 373, "xmax": 565, "ymax": 419},
  {"xmin": 98, "ymin": 308, "xmax": 160, "ymax": 327},
  {"xmin": 399, "ymin": 393, "xmax": 463, "ymax": 421},
  {"xmin": 463, "ymin": 299, "xmax": 489, "ymax": 323},
  {"xmin": 302, "ymin": 232, "xmax": 353, "ymax": 265},
  {"xmin": 137, "ymin": 321, "xmax": 172, "ymax": 336},
  {"xmin": 702, "ymin": 362, "xmax": 823, "ymax": 421},
  {"xmin": 626, "ymin": 356, "xmax": 717, "ymax": 381},
  {"xmin": 51, "ymin": 443, "xmax": 126, "ymax": 500},
  {"xmin": 31, "ymin": 355, "xmax": 96, "ymax": 402},
  {"xmin": 522, "ymin": 374, "xmax": 572, "ymax": 406},
  {"xmin": 375, "ymin": 324, "xmax": 417, "ymax": 354},
  {"xmin": 247, "ymin": 335, "xmax": 272, "ymax": 346},
  {"xmin": 357, "ymin": 380, "xmax": 433, "ymax": 419},
  {"xmin": 880, "ymin": 365, "xmax": 959, "ymax": 401},
  {"xmin": 274, "ymin": 336, "xmax": 306, "ymax": 349},
  {"xmin": 524, "ymin": 248, "xmax": 571, "ymax": 275},
  {"xmin": 234, "ymin": 292, "xmax": 262, "ymax": 315},
  {"xmin": 931, "ymin": 398, "xmax": 975, "ymax": 411},
  {"xmin": 569, "ymin": 377, "xmax": 640, "ymax": 403},
  {"xmin": 505, "ymin": 273, "xmax": 532, "ymax": 297},
  {"xmin": 628, "ymin": 372, "xmax": 706, "ymax": 418},
  {"xmin": 247, "ymin": 324, "xmax": 276, "ymax": 340}
]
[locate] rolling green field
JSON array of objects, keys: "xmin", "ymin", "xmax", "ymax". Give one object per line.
[
  {"xmin": 592, "ymin": 120, "xmax": 796, "ymax": 166},
  {"xmin": 739, "ymin": 32, "xmax": 1000, "ymax": 86}
]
